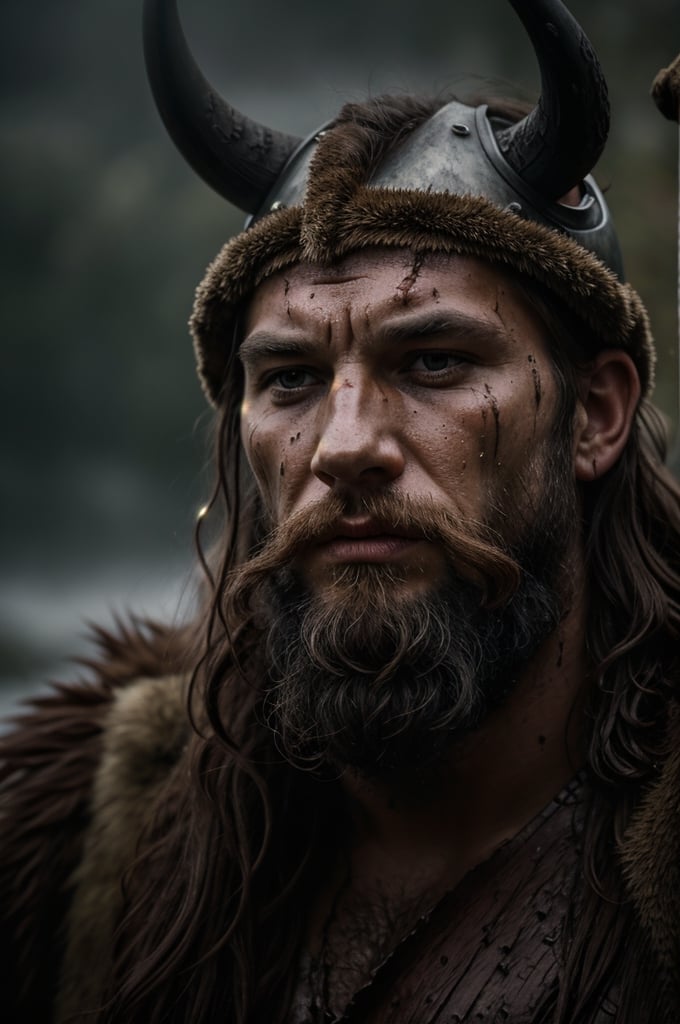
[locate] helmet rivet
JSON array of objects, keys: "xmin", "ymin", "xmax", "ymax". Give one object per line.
[
  {"xmin": 270, "ymin": 200, "xmax": 285, "ymax": 211},
  {"xmin": 505, "ymin": 201, "xmax": 522, "ymax": 214},
  {"xmin": 451, "ymin": 123, "xmax": 470, "ymax": 136}
]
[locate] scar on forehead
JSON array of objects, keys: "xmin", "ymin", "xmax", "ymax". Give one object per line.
[
  {"xmin": 492, "ymin": 285, "xmax": 508, "ymax": 328},
  {"xmin": 395, "ymin": 255, "xmax": 424, "ymax": 306}
]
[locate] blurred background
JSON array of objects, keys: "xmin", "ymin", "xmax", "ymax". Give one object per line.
[{"xmin": 1, "ymin": 0, "xmax": 678, "ymax": 709}]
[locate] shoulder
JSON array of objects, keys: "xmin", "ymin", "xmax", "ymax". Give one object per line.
[
  {"xmin": 620, "ymin": 704, "xmax": 680, "ymax": 1016},
  {"xmin": 0, "ymin": 618, "xmax": 191, "ymax": 1023}
]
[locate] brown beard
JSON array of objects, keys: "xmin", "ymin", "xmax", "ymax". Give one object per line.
[{"xmin": 221, "ymin": 447, "xmax": 578, "ymax": 777}]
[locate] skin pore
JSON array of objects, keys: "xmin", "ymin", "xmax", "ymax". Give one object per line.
[{"xmin": 238, "ymin": 248, "xmax": 640, "ymax": 1002}]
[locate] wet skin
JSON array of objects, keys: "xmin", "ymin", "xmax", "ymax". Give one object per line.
[{"xmin": 239, "ymin": 248, "xmax": 563, "ymax": 594}]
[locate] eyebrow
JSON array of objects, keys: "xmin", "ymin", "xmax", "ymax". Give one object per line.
[
  {"xmin": 238, "ymin": 309, "xmax": 509, "ymax": 368},
  {"xmin": 375, "ymin": 310, "xmax": 508, "ymax": 348},
  {"xmin": 238, "ymin": 334, "xmax": 317, "ymax": 369}
]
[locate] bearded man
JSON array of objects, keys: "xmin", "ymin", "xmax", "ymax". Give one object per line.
[{"xmin": 2, "ymin": 1, "xmax": 680, "ymax": 1022}]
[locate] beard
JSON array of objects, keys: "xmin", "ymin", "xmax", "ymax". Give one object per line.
[{"xmin": 224, "ymin": 441, "xmax": 578, "ymax": 778}]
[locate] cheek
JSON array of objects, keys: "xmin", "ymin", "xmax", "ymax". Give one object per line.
[
  {"xmin": 489, "ymin": 365, "xmax": 559, "ymax": 465},
  {"xmin": 241, "ymin": 413, "xmax": 284, "ymax": 512},
  {"xmin": 398, "ymin": 400, "xmax": 486, "ymax": 513},
  {"xmin": 241, "ymin": 411, "xmax": 316, "ymax": 516},
  {"xmin": 481, "ymin": 370, "xmax": 565, "ymax": 517},
  {"xmin": 419, "ymin": 389, "xmax": 502, "ymax": 471}
]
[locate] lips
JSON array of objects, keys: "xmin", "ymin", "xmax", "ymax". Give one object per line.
[
  {"xmin": 314, "ymin": 517, "xmax": 422, "ymax": 563},
  {"xmin": 325, "ymin": 516, "xmax": 421, "ymax": 541}
]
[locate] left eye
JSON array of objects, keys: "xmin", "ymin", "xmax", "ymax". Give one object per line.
[
  {"xmin": 410, "ymin": 352, "xmax": 463, "ymax": 372},
  {"xmin": 271, "ymin": 369, "xmax": 317, "ymax": 389}
]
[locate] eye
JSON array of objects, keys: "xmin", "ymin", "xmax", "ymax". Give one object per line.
[
  {"xmin": 413, "ymin": 352, "xmax": 459, "ymax": 372},
  {"xmin": 406, "ymin": 351, "xmax": 467, "ymax": 379},
  {"xmin": 270, "ymin": 368, "xmax": 317, "ymax": 390},
  {"xmin": 261, "ymin": 365, "xmax": 324, "ymax": 404}
]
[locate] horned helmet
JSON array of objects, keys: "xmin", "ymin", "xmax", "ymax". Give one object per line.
[{"xmin": 143, "ymin": 0, "xmax": 654, "ymax": 404}]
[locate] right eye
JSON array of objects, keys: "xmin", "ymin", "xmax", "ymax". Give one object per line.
[{"xmin": 269, "ymin": 369, "xmax": 318, "ymax": 390}]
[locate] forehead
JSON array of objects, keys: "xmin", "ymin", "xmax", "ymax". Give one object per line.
[{"xmin": 243, "ymin": 248, "xmax": 544, "ymax": 341}]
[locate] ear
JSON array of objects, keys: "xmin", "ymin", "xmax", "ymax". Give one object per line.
[{"xmin": 574, "ymin": 351, "xmax": 641, "ymax": 481}]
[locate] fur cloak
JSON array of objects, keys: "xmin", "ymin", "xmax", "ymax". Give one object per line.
[
  {"xmin": 0, "ymin": 620, "xmax": 189, "ymax": 1023},
  {"xmin": 1, "ymin": 620, "xmax": 679, "ymax": 1022}
]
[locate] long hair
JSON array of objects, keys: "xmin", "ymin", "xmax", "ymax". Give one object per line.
[
  {"xmin": 551, "ymin": 400, "xmax": 680, "ymax": 1024},
  {"xmin": 517, "ymin": 286, "xmax": 680, "ymax": 1022},
  {"xmin": 101, "ymin": 96, "xmax": 680, "ymax": 1024}
]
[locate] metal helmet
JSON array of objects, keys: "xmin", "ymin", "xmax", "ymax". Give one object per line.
[
  {"xmin": 142, "ymin": 0, "xmax": 654, "ymax": 404},
  {"xmin": 144, "ymin": 0, "xmax": 622, "ymax": 276}
]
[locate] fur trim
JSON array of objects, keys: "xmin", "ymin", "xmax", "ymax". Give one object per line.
[
  {"xmin": 652, "ymin": 53, "xmax": 680, "ymax": 123},
  {"xmin": 77, "ymin": 614, "xmax": 193, "ymax": 686},
  {"xmin": 620, "ymin": 704, "xmax": 680, "ymax": 1012},
  {"xmin": 1, "ymin": 678, "xmax": 116, "ymax": 1023},
  {"xmin": 55, "ymin": 673, "xmax": 189, "ymax": 1023},
  {"xmin": 0, "ymin": 618, "xmax": 190, "ymax": 1023},
  {"xmin": 191, "ymin": 116, "xmax": 655, "ymax": 406}
]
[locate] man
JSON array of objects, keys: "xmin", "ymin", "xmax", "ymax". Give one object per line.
[{"xmin": 2, "ymin": 0, "xmax": 680, "ymax": 1021}]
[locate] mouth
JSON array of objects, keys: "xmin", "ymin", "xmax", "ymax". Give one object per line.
[{"xmin": 313, "ymin": 517, "xmax": 423, "ymax": 564}]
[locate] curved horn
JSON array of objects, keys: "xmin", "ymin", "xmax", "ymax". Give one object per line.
[
  {"xmin": 497, "ymin": 0, "xmax": 610, "ymax": 199},
  {"xmin": 143, "ymin": 0, "xmax": 301, "ymax": 213}
]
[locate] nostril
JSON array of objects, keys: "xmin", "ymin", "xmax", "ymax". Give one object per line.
[
  {"xmin": 311, "ymin": 436, "xmax": 405, "ymax": 489},
  {"xmin": 313, "ymin": 468, "xmax": 336, "ymax": 489}
]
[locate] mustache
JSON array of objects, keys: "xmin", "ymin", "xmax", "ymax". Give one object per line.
[{"xmin": 224, "ymin": 492, "xmax": 522, "ymax": 621}]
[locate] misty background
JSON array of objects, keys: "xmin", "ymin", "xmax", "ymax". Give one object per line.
[{"xmin": 2, "ymin": 0, "xmax": 678, "ymax": 710}]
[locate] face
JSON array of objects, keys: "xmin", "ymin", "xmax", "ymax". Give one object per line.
[
  {"xmin": 236, "ymin": 249, "xmax": 577, "ymax": 773},
  {"xmin": 240, "ymin": 248, "xmax": 564, "ymax": 596}
]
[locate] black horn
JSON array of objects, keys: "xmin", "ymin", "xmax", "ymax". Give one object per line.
[
  {"xmin": 497, "ymin": 0, "xmax": 610, "ymax": 199},
  {"xmin": 143, "ymin": 0, "xmax": 301, "ymax": 213}
]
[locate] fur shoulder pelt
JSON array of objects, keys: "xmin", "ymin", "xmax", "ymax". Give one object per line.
[
  {"xmin": 620, "ymin": 703, "xmax": 680, "ymax": 1015},
  {"xmin": 56, "ymin": 671, "xmax": 188, "ymax": 1022},
  {"xmin": 0, "ymin": 618, "xmax": 191, "ymax": 1024}
]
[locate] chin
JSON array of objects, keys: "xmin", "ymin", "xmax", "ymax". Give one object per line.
[
  {"xmin": 303, "ymin": 559, "xmax": 442, "ymax": 608},
  {"xmin": 261, "ymin": 564, "xmax": 562, "ymax": 777}
]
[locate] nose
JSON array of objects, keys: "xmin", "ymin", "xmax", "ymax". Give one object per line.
[{"xmin": 310, "ymin": 373, "xmax": 405, "ymax": 490}]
